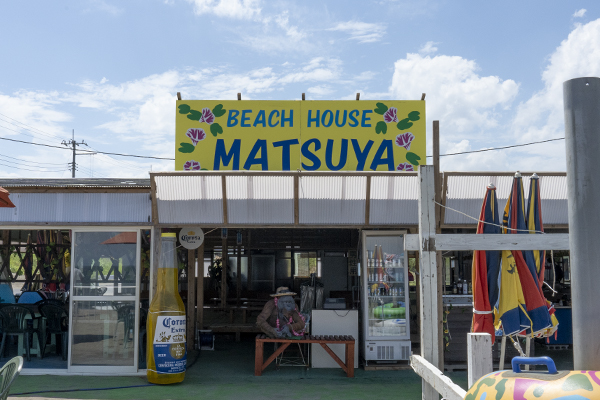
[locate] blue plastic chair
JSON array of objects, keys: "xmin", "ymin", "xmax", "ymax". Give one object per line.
[
  {"xmin": 0, "ymin": 286, "xmax": 15, "ymax": 305},
  {"xmin": 17, "ymin": 292, "xmax": 44, "ymax": 304}
]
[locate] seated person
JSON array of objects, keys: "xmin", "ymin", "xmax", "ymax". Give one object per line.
[{"xmin": 256, "ymin": 287, "xmax": 306, "ymax": 339}]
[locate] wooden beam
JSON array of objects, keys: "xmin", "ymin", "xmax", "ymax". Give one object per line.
[
  {"xmin": 421, "ymin": 93, "xmax": 426, "ymax": 101},
  {"xmin": 294, "ymin": 175, "xmax": 299, "ymax": 225},
  {"xmin": 150, "ymin": 176, "xmax": 159, "ymax": 225},
  {"xmin": 221, "ymin": 236, "xmax": 227, "ymax": 308},
  {"xmin": 356, "ymin": 93, "xmax": 360, "ymax": 100},
  {"xmin": 151, "ymin": 228, "xmax": 161, "ymax": 300},
  {"xmin": 467, "ymin": 333, "xmax": 492, "ymax": 388},
  {"xmin": 410, "ymin": 355, "xmax": 466, "ymax": 400},
  {"xmin": 418, "ymin": 165, "xmax": 440, "ymax": 400},
  {"xmin": 237, "ymin": 93, "xmax": 241, "ymax": 100},
  {"xmin": 151, "ymin": 170, "xmax": 418, "ymax": 178},
  {"xmin": 302, "ymin": 93, "xmax": 305, "ymax": 100},
  {"xmin": 364, "ymin": 175, "xmax": 371, "ymax": 225},
  {"xmin": 177, "ymin": 92, "xmax": 182, "ymax": 100},
  {"xmin": 433, "ymin": 120, "xmax": 443, "ymax": 370},
  {"xmin": 236, "ymin": 243, "xmax": 242, "ymax": 304},
  {"xmin": 405, "ymin": 233, "xmax": 571, "ymax": 251},
  {"xmin": 187, "ymin": 248, "xmax": 196, "ymax": 351},
  {"xmin": 221, "ymin": 175, "xmax": 228, "ymax": 224},
  {"xmin": 196, "ymin": 243, "xmax": 205, "ymax": 330}
]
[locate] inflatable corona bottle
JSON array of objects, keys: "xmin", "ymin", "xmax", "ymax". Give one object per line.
[{"xmin": 147, "ymin": 232, "xmax": 186, "ymax": 384}]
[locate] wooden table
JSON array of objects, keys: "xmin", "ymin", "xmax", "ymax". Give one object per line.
[{"xmin": 255, "ymin": 334, "xmax": 355, "ymax": 377}]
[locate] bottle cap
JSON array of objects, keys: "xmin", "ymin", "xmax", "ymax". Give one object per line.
[{"xmin": 161, "ymin": 232, "xmax": 177, "ymax": 238}]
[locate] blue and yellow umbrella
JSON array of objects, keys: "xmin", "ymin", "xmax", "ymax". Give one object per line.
[
  {"xmin": 471, "ymin": 184, "xmax": 501, "ymax": 342},
  {"xmin": 497, "ymin": 172, "xmax": 552, "ymax": 336}
]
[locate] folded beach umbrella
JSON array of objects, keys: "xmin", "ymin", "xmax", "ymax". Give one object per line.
[
  {"xmin": 526, "ymin": 174, "xmax": 559, "ymax": 338},
  {"xmin": 471, "ymin": 184, "xmax": 501, "ymax": 343},
  {"xmin": 526, "ymin": 173, "xmax": 545, "ymax": 291},
  {"xmin": 500, "ymin": 172, "xmax": 551, "ymax": 335}
]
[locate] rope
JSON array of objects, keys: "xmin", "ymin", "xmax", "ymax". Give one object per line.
[{"xmin": 435, "ymin": 201, "xmax": 545, "ymax": 234}]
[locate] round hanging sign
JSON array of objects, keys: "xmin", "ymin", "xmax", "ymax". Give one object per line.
[{"xmin": 178, "ymin": 227, "xmax": 204, "ymax": 249}]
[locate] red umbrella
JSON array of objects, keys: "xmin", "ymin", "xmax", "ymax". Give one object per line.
[
  {"xmin": 0, "ymin": 187, "xmax": 15, "ymax": 208},
  {"xmin": 471, "ymin": 184, "xmax": 501, "ymax": 343}
]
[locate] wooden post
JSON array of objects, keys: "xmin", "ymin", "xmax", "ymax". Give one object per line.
[
  {"xmin": 294, "ymin": 175, "xmax": 299, "ymax": 225},
  {"xmin": 221, "ymin": 236, "xmax": 228, "ymax": 308},
  {"xmin": 151, "ymin": 228, "xmax": 161, "ymax": 301},
  {"xmin": 187, "ymin": 248, "xmax": 196, "ymax": 351},
  {"xmin": 365, "ymin": 175, "xmax": 371, "ymax": 225},
  {"xmin": 236, "ymin": 243, "xmax": 242, "ymax": 304},
  {"xmin": 418, "ymin": 165, "xmax": 441, "ymax": 400},
  {"xmin": 433, "ymin": 120, "xmax": 444, "ymax": 370},
  {"xmin": 467, "ymin": 333, "xmax": 492, "ymax": 388},
  {"xmin": 197, "ymin": 243, "xmax": 205, "ymax": 330}
]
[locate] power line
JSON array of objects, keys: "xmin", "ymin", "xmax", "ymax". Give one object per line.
[
  {"xmin": 0, "ymin": 135, "xmax": 174, "ymax": 160},
  {"xmin": 0, "ymin": 161, "xmax": 69, "ymax": 172},
  {"xmin": 0, "ymin": 111, "xmax": 66, "ymax": 141},
  {"xmin": 0, "ymin": 153, "xmax": 68, "ymax": 166},
  {"xmin": 426, "ymin": 137, "xmax": 565, "ymax": 158}
]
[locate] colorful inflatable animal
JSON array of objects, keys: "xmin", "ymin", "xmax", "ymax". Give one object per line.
[{"xmin": 464, "ymin": 357, "xmax": 600, "ymax": 400}]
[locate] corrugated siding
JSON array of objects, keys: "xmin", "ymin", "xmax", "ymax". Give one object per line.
[
  {"xmin": 444, "ymin": 175, "xmax": 568, "ymax": 225},
  {"xmin": 0, "ymin": 193, "xmax": 151, "ymax": 224},
  {"xmin": 227, "ymin": 176, "xmax": 294, "ymax": 224},
  {"xmin": 155, "ymin": 175, "xmax": 223, "ymax": 224},
  {"xmin": 369, "ymin": 175, "xmax": 419, "ymax": 225},
  {"xmin": 299, "ymin": 176, "xmax": 366, "ymax": 225}
]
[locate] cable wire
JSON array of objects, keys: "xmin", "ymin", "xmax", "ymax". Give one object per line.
[
  {"xmin": 435, "ymin": 200, "xmax": 545, "ymax": 233},
  {"xmin": 426, "ymin": 137, "xmax": 565, "ymax": 158},
  {"xmin": 0, "ymin": 135, "xmax": 174, "ymax": 160}
]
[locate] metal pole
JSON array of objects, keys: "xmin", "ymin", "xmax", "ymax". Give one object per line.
[
  {"xmin": 72, "ymin": 129, "xmax": 76, "ymax": 178},
  {"xmin": 563, "ymin": 76, "xmax": 600, "ymax": 370}
]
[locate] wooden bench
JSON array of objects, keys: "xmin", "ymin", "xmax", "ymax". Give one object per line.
[{"xmin": 255, "ymin": 334, "xmax": 355, "ymax": 377}]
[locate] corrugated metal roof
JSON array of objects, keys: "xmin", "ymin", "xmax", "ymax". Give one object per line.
[
  {"xmin": 227, "ymin": 176, "xmax": 294, "ymax": 224},
  {"xmin": 299, "ymin": 176, "xmax": 366, "ymax": 225},
  {"xmin": 0, "ymin": 178, "xmax": 150, "ymax": 188},
  {"xmin": 369, "ymin": 175, "xmax": 419, "ymax": 225},
  {"xmin": 155, "ymin": 175, "xmax": 223, "ymax": 224},
  {"xmin": 444, "ymin": 174, "xmax": 568, "ymax": 226},
  {"xmin": 0, "ymin": 192, "xmax": 151, "ymax": 224}
]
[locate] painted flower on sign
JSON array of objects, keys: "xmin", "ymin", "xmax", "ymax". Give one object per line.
[
  {"xmin": 383, "ymin": 107, "xmax": 398, "ymax": 123},
  {"xmin": 396, "ymin": 162, "xmax": 414, "ymax": 171},
  {"xmin": 200, "ymin": 108, "xmax": 215, "ymax": 125},
  {"xmin": 395, "ymin": 132, "xmax": 415, "ymax": 151},
  {"xmin": 186, "ymin": 128, "xmax": 206, "ymax": 146},
  {"xmin": 184, "ymin": 160, "xmax": 201, "ymax": 171}
]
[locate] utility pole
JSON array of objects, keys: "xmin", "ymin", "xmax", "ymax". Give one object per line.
[{"xmin": 62, "ymin": 129, "xmax": 87, "ymax": 178}]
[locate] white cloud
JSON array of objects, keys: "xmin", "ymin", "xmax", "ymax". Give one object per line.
[
  {"xmin": 573, "ymin": 9, "xmax": 586, "ymax": 18},
  {"xmin": 85, "ymin": 0, "xmax": 123, "ymax": 16},
  {"xmin": 390, "ymin": 53, "xmax": 519, "ymax": 135},
  {"xmin": 307, "ymin": 85, "xmax": 334, "ymax": 98},
  {"xmin": 513, "ymin": 19, "xmax": 600, "ymax": 142},
  {"xmin": 186, "ymin": 0, "xmax": 261, "ymax": 19},
  {"xmin": 328, "ymin": 21, "xmax": 386, "ymax": 43},
  {"xmin": 419, "ymin": 41, "xmax": 438, "ymax": 55}
]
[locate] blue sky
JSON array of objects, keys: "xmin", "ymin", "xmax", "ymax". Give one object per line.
[{"xmin": 0, "ymin": 0, "xmax": 599, "ymax": 178}]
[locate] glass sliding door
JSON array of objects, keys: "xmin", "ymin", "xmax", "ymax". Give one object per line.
[{"xmin": 68, "ymin": 230, "xmax": 140, "ymax": 374}]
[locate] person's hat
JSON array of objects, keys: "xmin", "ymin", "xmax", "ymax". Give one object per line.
[{"xmin": 271, "ymin": 286, "xmax": 296, "ymax": 297}]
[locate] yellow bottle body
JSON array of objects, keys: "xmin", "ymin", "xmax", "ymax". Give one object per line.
[{"xmin": 146, "ymin": 235, "xmax": 186, "ymax": 384}]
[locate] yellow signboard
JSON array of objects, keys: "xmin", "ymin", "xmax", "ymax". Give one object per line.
[{"xmin": 175, "ymin": 100, "xmax": 425, "ymax": 171}]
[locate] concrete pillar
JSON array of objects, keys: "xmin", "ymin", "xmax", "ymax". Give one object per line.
[{"xmin": 563, "ymin": 76, "xmax": 600, "ymax": 370}]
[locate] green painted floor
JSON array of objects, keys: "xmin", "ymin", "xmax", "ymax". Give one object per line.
[
  {"xmin": 8, "ymin": 334, "xmax": 467, "ymax": 400},
  {"xmin": 8, "ymin": 335, "xmax": 575, "ymax": 400}
]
